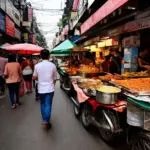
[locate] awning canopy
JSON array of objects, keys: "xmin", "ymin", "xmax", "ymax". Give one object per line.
[{"xmin": 50, "ymin": 39, "xmax": 76, "ymax": 54}]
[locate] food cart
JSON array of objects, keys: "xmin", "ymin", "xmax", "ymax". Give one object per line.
[
  {"xmin": 51, "ymin": 40, "xmax": 150, "ymax": 149},
  {"xmin": 109, "ymin": 77, "xmax": 150, "ymax": 150}
]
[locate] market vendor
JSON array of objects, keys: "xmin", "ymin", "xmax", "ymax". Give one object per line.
[
  {"xmin": 110, "ymin": 49, "xmax": 122, "ymax": 74},
  {"xmin": 102, "ymin": 55, "xmax": 111, "ymax": 72},
  {"xmin": 68, "ymin": 56, "xmax": 80, "ymax": 67},
  {"xmin": 138, "ymin": 48, "xmax": 150, "ymax": 71},
  {"xmin": 81, "ymin": 52, "xmax": 95, "ymax": 66}
]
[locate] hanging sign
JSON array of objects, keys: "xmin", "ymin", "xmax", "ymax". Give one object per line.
[
  {"xmin": 72, "ymin": 0, "xmax": 79, "ymax": 11},
  {"xmin": 23, "ymin": 33, "xmax": 28, "ymax": 42},
  {"xmin": 28, "ymin": 8, "xmax": 33, "ymax": 22}
]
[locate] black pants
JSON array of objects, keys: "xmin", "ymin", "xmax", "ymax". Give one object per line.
[
  {"xmin": 7, "ymin": 83, "xmax": 19, "ymax": 106},
  {"xmin": 0, "ymin": 76, "xmax": 5, "ymax": 93}
]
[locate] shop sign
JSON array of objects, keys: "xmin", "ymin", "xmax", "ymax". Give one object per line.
[
  {"xmin": 28, "ymin": 8, "xmax": 33, "ymax": 22},
  {"xmin": 6, "ymin": 0, "xmax": 21, "ymax": 27},
  {"xmin": 73, "ymin": 0, "xmax": 79, "ymax": 11},
  {"xmin": 105, "ymin": 39, "xmax": 118, "ymax": 47},
  {"xmin": 124, "ymin": 16, "xmax": 150, "ymax": 32},
  {"xmin": 15, "ymin": 28, "xmax": 21, "ymax": 40},
  {"xmin": 6, "ymin": 15, "xmax": 15, "ymax": 37},
  {"xmin": 98, "ymin": 42, "xmax": 106, "ymax": 48},
  {"xmin": 81, "ymin": 0, "xmax": 128, "ymax": 34},
  {"xmin": 22, "ymin": 21, "xmax": 31, "ymax": 27},
  {"xmin": 0, "ymin": 12, "xmax": 5, "ymax": 33},
  {"xmin": 70, "ymin": 11, "xmax": 78, "ymax": 20},
  {"xmin": 23, "ymin": 33, "xmax": 28, "ymax": 42},
  {"xmin": 123, "ymin": 36, "xmax": 140, "ymax": 47},
  {"xmin": 0, "ymin": 0, "xmax": 5, "ymax": 11}
]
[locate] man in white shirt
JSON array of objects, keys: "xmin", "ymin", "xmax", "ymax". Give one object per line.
[{"xmin": 33, "ymin": 50, "xmax": 57, "ymax": 128}]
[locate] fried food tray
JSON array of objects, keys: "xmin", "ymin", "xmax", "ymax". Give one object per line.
[{"xmin": 109, "ymin": 81, "xmax": 150, "ymax": 97}]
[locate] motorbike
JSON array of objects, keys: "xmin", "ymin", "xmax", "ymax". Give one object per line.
[{"xmin": 73, "ymin": 97, "xmax": 127, "ymax": 144}]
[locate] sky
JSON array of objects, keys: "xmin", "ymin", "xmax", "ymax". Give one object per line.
[{"xmin": 28, "ymin": 0, "xmax": 66, "ymax": 49}]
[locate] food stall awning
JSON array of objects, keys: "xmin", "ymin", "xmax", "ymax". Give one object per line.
[
  {"xmin": 50, "ymin": 40, "xmax": 76, "ymax": 54},
  {"xmin": 50, "ymin": 53, "xmax": 70, "ymax": 57}
]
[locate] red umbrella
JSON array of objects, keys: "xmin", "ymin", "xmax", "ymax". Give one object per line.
[{"xmin": 2, "ymin": 43, "xmax": 44, "ymax": 55}]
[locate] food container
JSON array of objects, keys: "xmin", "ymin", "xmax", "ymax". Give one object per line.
[
  {"xmin": 96, "ymin": 86, "xmax": 121, "ymax": 104},
  {"xmin": 127, "ymin": 99, "xmax": 150, "ymax": 131}
]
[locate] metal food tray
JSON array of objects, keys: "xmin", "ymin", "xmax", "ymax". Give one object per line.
[
  {"xmin": 121, "ymin": 75, "xmax": 150, "ymax": 79},
  {"xmin": 109, "ymin": 81, "xmax": 150, "ymax": 97}
]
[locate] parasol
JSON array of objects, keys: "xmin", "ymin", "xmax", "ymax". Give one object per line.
[
  {"xmin": 0, "ymin": 43, "xmax": 11, "ymax": 48},
  {"xmin": 2, "ymin": 43, "xmax": 44, "ymax": 54}
]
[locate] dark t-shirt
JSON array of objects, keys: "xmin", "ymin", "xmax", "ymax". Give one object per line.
[{"xmin": 110, "ymin": 56, "xmax": 121, "ymax": 74}]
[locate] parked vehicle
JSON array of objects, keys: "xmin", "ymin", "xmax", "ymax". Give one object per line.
[{"xmin": 74, "ymin": 98, "xmax": 127, "ymax": 144}]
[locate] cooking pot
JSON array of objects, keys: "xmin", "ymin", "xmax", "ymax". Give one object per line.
[{"xmin": 96, "ymin": 86, "xmax": 121, "ymax": 104}]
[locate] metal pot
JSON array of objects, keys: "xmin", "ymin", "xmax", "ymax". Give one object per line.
[
  {"xmin": 96, "ymin": 91, "xmax": 118, "ymax": 104},
  {"xmin": 96, "ymin": 86, "xmax": 121, "ymax": 104}
]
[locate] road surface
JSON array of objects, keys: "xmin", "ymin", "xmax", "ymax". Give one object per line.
[{"xmin": 0, "ymin": 83, "xmax": 126, "ymax": 150}]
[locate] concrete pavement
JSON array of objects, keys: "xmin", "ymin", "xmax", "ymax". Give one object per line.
[{"xmin": 0, "ymin": 84, "xmax": 126, "ymax": 150}]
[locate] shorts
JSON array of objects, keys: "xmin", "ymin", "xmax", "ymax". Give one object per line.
[{"xmin": 23, "ymin": 75, "xmax": 32, "ymax": 81}]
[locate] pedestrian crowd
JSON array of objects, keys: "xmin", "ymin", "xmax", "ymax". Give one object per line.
[{"xmin": 0, "ymin": 50, "xmax": 57, "ymax": 128}]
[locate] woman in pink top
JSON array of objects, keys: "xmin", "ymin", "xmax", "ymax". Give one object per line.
[{"xmin": 4, "ymin": 54, "xmax": 22, "ymax": 109}]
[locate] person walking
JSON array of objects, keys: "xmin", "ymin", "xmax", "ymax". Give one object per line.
[
  {"xmin": 21, "ymin": 56, "xmax": 34, "ymax": 93},
  {"xmin": 0, "ymin": 51, "xmax": 7, "ymax": 95},
  {"xmin": 33, "ymin": 50, "xmax": 57, "ymax": 128},
  {"xmin": 4, "ymin": 54, "xmax": 22, "ymax": 109},
  {"xmin": 33, "ymin": 56, "xmax": 41, "ymax": 101}
]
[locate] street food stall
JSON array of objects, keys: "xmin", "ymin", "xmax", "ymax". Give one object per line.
[{"xmin": 51, "ymin": 39, "xmax": 150, "ymax": 150}]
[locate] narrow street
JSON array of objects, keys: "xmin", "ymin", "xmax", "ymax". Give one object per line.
[{"xmin": 0, "ymin": 83, "xmax": 124, "ymax": 150}]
